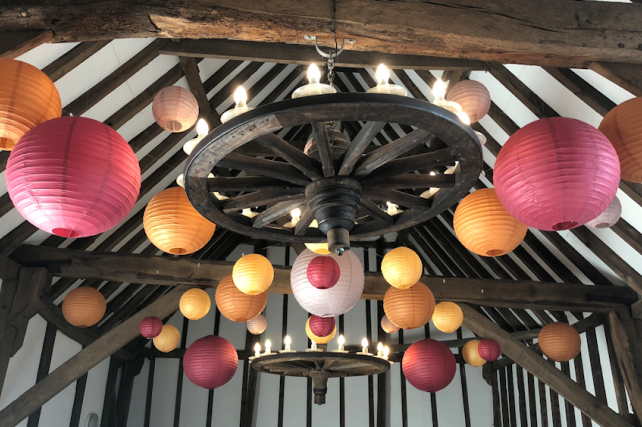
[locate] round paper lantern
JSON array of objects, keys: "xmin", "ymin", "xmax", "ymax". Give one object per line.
[
  {"xmin": 233, "ymin": 254, "xmax": 274, "ymax": 295},
  {"xmin": 62, "ymin": 287, "xmax": 106, "ymax": 328},
  {"xmin": 599, "ymin": 97, "xmax": 642, "ymax": 183},
  {"xmin": 180, "ymin": 289, "xmax": 211, "ymax": 320},
  {"xmin": 144, "ymin": 187, "xmax": 216, "ymax": 255},
  {"xmin": 462, "ymin": 340, "xmax": 486, "ymax": 367},
  {"xmin": 586, "ymin": 196, "xmax": 621, "ymax": 229},
  {"xmin": 383, "ymin": 282, "xmax": 435, "ymax": 330},
  {"xmin": 432, "ymin": 302, "xmax": 464, "ymax": 333},
  {"xmin": 215, "ymin": 275, "xmax": 268, "ymax": 322},
  {"xmin": 454, "ymin": 188, "xmax": 527, "ymax": 257},
  {"xmin": 307, "ymin": 256, "xmax": 341, "ymax": 289},
  {"xmin": 7, "ymin": 116, "xmax": 141, "ymax": 238},
  {"xmin": 446, "ymin": 80, "xmax": 491, "ymax": 123},
  {"xmin": 0, "ymin": 59, "xmax": 61, "ymax": 150},
  {"xmin": 539, "ymin": 322, "xmax": 581, "ymax": 362},
  {"xmin": 139, "ymin": 316, "xmax": 163, "ymax": 339},
  {"xmin": 153, "ymin": 324, "xmax": 180, "ymax": 353},
  {"xmin": 494, "ymin": 118, "xmax": 620, "ymax": 231},
  {"xmin": 309, "ymin": 315, "xmax": 336, "ymax": 337},
  {"xmin": 291, "ymin": 249, "xmax": 364, "ymax": 317},
  {"xmin": 305, "ymin": 242, "xmax": 331, "ymax": 255},
  {"xmin": 247, "ymin": 314, "xmax": 267, "ymax": 335},
  {"xmin": 306, "ymin": 317, "xmax": 337, "ymax": 344},
  {"xmin": 381, "ymin": 315, "xmax": 400, "ymax": 334},
  {"xmin": 478, "ymin": 339, "xmax": 502, "ymax": 362},
  {"xmin": 152, "ymin": 86, "xmax": 199, "ymax": 132},
  {"xmin": 183, "ymin": 335, "xmax": 238, "ymax": 389},
  {"xmin": 403, "ymin": 339, "xmax": 456, "ymax": 392},
  {"xmin": 381, "ymin": 247, "xmax": 423, "ymax": 289}
]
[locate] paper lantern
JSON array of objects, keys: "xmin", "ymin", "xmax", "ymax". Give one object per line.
[
  {"xmin": 306, "ymin": 317, "xmax": 337, "ymax": 344},
  {"xmin": 309, "ymin": 315, "xmax": 336, "ymax": 337},
  {"xmin": 446, "ymin": 80, "xmax": 491, "ymax": 123},
  {"xmin": 144, "ymin": 187, "xmax": 216, "ymax": 255},
  {"xmin": 383, "ymin": 282, "xmax": 435, "ymax": 330},
  {"xmin": 403, "ymin": 339, "xmax": 456, "ymax": 392},
  {"xmin": 462, "ymin": 340, "xmax": 486, "ymax": 367},
  {"xmin": 152, "ymin": 86, "xmax": 199, "ymax": 132},
  {"xmin": 139, "ymin": 316, "xmax": 163, "ymax": 339},
  {"xmin": 215, "ymin": 275, "xmax": 268, "ymax": 322},
  {"xmin": 0, "ymin": 59, "xmax": 61, "ymax": 150},
  {"xmin": 247, "ymin": 314, "xmax": 267, "ymax": 335},
  {"xmin": 183, "ymin": 335, "xmax": 238, "ymax": 389},
  {"xmin": 153, "ymin": 324, "xmax": 180, "ymax": 353},
  {"xmin": 7, "ymin": 116, "xmax": 141, "ymax": 238},
  {"xmin": 180, "ymin": 288, "xmax": 211, "ymax": 320},
  {"xmin": 233, "ymin": 254, "xmax": 274, "ymax": 295},
  {"xmin": 307, "ymin": 256, "xmax": 341, "ymax": 289},
  {"xmin": 494, "ymin": 118, "xmax": 620, "ymax": 231},
  {"xmin": 432, "ymin": 302, "xmax": 463, "ymax": 333},
  {"xmin": 586, "ymin": 196, "xmax": 622, "ymax": 229},
  {"xmin": 599, "ymin": 97, "xmax": 642, "ymax": 183},
  {"xmin": 291, "ymin": 249, "xmax": 364, "ymax": 317},
  {"xmin": 381, "ymin": 315, "xmax": 399, "ymax": 334},
  {"xmin": 478, "ymin": 339, "xmax": 502, "ymax": 362},
  {"xmin": 62, "ymin": 287, "xmax": 106, "ymax": 328},
  {"xmin": 454, "ymin": 188, "xmax": 527, "ymax": 257},
  {"xmin": 381, "ymin": 247, "xmax": 423, "ymax": 289},
  {"xmin": 305, "ymin": 243, "xmax": 331, "ymax": 255},
  {"xmin": 539, "ymin": 322, "xmax": 581, "ymax": 362}
]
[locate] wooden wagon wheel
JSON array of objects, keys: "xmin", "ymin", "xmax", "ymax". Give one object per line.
[{"xmin": 184, "ymin": 93, "xmax": 483, "ymax": 254}]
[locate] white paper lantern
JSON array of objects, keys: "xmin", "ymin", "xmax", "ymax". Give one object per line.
[
  {"xmin": 586, "ymin": 196, "xmax": 622, "ymax": 229},
  {"xmin": 291, "ymin": 249, "xmax": 364, "ymax": 317},
  {"xmin": 246, "ymin": 314, "xmax": 267, "ymax": 335}
]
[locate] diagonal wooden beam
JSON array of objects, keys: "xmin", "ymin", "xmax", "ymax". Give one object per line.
[
  {"xmin": 588, "ymin": 62, "xmax": 642, "ymax": 97},
  {"xmin": 0, "ymin": 30, "xmax": 52, "ymax": 59},
  {"xmin": 179, "ymin": 56, "xmax": 212, "ymax": 116},
  {"xmin": 41, "ymin": 40, "xmax": 111, "ymax": 82}
]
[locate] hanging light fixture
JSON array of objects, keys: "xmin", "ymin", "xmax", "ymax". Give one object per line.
[
  {"xmin": 183, "ymin": 118, "xmax": 210, "ymax": 155},
  {"xmin": 293, "ymin": 64, "xmax": 337, "ymax": 98},
  {"xmin": 221, "ymin": 86, "xmax": 255, "ymax": 123},
  {"xmin": 366, "ymin": 64, "xmax": 407, "ymax": 96},
  {"xmin": 432, "ymin": 79, "xmax": 462, "ymax": 114}
]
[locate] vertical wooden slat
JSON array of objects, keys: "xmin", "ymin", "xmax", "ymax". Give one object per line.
[
  {"xmin": 537, "ymin": 379, "xmax": 549, "ymax": 427},
  {"xmin": 499, "ymin": 368, "xmax": 510, "ymax": 427},
  {"xmin": 364, "ymin": 248, "xmax": 375, "ymax": 427},
  {"xmin": 585, "ymin": 328, "xmax": 608, "ymax": 404},
  {"xmin": 277, "ymin": 247, "xmax": 291, "ymax": 427},
  {"xmin": 26, "ymin": 322, "xmax": 57, "ymax": 427},
  {"xmin": 376, "ymin": 238, "xmax": 387, "ymax": 427},
  {"xmin": 492, "ymin": 369, "xmax": 502, "ymax": 427},
  {"xmin": 571, "ymin": 350, "xmax": 593, "ymax": 427},
  {"xmin": 457, "ymin": 329, "xmax": 472, "ymax": 427},
  {"xmin": 604, "ymin": 324, "xmax": 630, "ymax": 418},
  {"xmin": 100, "ymin": 357, "xmax": 121, "ymax": 427},
  {"xmin": 560, "ymin": 362, "xmax": 577, "ymax": 427},
  {"xmin": 424, "ymin": 325, "xmax": 439, "ymax": 427},
  {"xmin": 306, "ymin": 377, "xmax": 313, "ymax": 427},
  {"xmin": 173, "ymin": 318, "xmax": 189, "ymax": 427},
  {"xmin": 526, "ymin": 371, "xmax": 538, "ymax": 427},
  {"xmin": 206, "ymin": 306, "xmax": 221, "ymax": 427},
  {"xmin": 339, "ymin": 314, "xmax": 346, "ymax": 427},
  {"xmin": 69, "ymin": 371, "xmax": 88, "ymax": 427},
  {"xmin": 398, "ymin": 329, "xmax": 408, "ymax": 427},
  {"xmin": 515, "ymin": 366, "xmax": 528, "ymax": 427},
  {"xmin": 546, "ymin": 359, "xmax": 562, "ymax": 427},
  {"xmin": 143, "ymin": 357, "xmax": 155, "ymax": 427},
  {"xmin": 506, "ymin": 366, "xmax": 517, "ymax": 427}
]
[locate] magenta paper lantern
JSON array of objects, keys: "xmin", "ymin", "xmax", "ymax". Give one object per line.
[
  {"xmin": 403, "ymin": 339, "xmax": 456, "ymax": 393},
  {"xmin": 139, "ymin": 316, "xmax": 163, "ymax": 339},
  {"xmin": 478, "ymin": 339, "xmax": 502, "ymax": 362},
  {"xmin": 586, "ymin": 196, "xmax": 622, "ymax": 229},
  {"xmin": 307, "ymin": 256, "xmax": 340, "ymax": 289},
  {"xmin": 6, "ymin": 116, "xmax": 141, "ymax": 238},
  {"xmin": 494, "ymin": 118, "xmax": 620, "ymax": 231},
  {"xmin": 309, "ymin": 315, "xmax": 336, "ymax": 337},
  {"xmin": 183, "ymin": 335, "xmax": 238, "ymax": 389}
]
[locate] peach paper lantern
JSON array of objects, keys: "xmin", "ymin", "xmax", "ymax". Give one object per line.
[
  {"xmin": 462, "ymin": 340, "xmax": 486, "ymax": 367},
  {"xmin": 446, "ymin": 80, "xmax": 491, "ymax": 123},
  {"xmin": 599, "ymin": 97, "xmax": 642, "ymax": 183},
  {"xmin": 432, "ymin": 302, "xmax": 463, "ymax": 333},
  {"xmin": 233, "ymin": 254, "xmax": 274, "ymax": 295},
  {"xmin": 381, "ymin": 315, "xmax": 399, "ymax": 334},
  {"xmin": 305, "ymin": 242, "xmax": 331, "ymax": 255},
  {"xmin": 154, "ymin": 324, "xmax": 181, "ymax": 353},
  {"xmin": 0, "ymin": 59, "xmax": 61, "ymax": 150},
  {"xmin": 381, "ymin": 247, "xmax": 423, "ymax": 289},
  {"xmin": 586, "ymin": 196, "xmax": 621, "ymax": 229},
  {"xmin": 306, "ymin": 317, "xmax": 337, "ymax": 344},
  {"xmin": 454, "ymin": 188, "xmax": 528, "ymax": 257},
  {"xmin": 62, "ymin": 287, "xmax": 106, "ymax": 328},
  {"xmin": 215, "ymin": 275, "xmax": 268, "ymax": 322},
  {"xmin": 539, "ymin": 322, "xmax": 581, "ymax": 362},
  {"xmin": 144, "ymin": 187, "xmax": 216, "ymax": 255},
  {"xmin": 180, "ymin": 288, "xmax": 211, "ymax": 320},
  {"xmin": 247, "ymin": 314, "xmax": 267, "ymax": 335},
  {"xmin": 152, "ymin": 86, "xmax": 199, "ymax": 132},
  {"xmin": 383, "ymin": 282, "xmax": 435, "ymax": 330}
]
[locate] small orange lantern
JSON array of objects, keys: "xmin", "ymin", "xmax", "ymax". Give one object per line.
[
  {"xmin": 462, "ymin": 340, "xmax": 486, "ymax": 367},
  {"xmin": 306, "ymin": 317, "xmax": 337, "ymax": 344},
  {"xmin": 599, "ymin": 97, "xmax": 642, "ymax": 183},
  {"xmin": 383, "ymin": 282, "xmax": 435, "ymax": 330},
  {"xmin": 180, "ymin": 289, "xmax": 211, "ymax": 320},
  {"xmin": 62, "ymin": 287, "xmax": 106, "ymax": 328},
  {"xmin": 215, "ymin": 275, "xmax": 268, "ymax": 322},
  {"xmin": 152, "ymin": 86, "xmax": 199, "ymax": 133},
  {"xmin": 539, "ymin": 322, "xmax": 581, "ymax": 362},
  {"xmin": 232, "ymin": 254, "xmax": 274, "ymax": 295},
  {"xmin": 305, "ymin": 243, "xmax": 331, "ymax": 255},
  {"xmin": 432, "ymin": 302, "xmax": 463, "ymax": 333},
  {"xmin": 445, "ymin": 80, "xmax": 491, "ymax": 123},
  {"xmin": 381, "ymin": 247, "xmax": 423, "ymax": 289},
  {"xmin": 154, "ymin": 324, "xmax": 181, "ymax": 353}
]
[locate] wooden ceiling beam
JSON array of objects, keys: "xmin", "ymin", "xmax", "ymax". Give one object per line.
[
  {"xmin": 41, "ymin": 40, "xmax": 111, "ymax": 82},
  {"xmin": 588, "ymin": 62, "xmax": 642, "ymax": 97},
  {"xmin": 0, "ymin": 30, "xmax": 52, "ymax": 59}
]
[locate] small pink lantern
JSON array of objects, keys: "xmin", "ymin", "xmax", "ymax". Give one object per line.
[
  {"xmin": 309, "ymin": 315, "xmax": 336, "ymax": 337},
  {"xmin": 478, "ymin": 339, "xmax": 502, "ymax": 362},
  {"xmin": 381, "ymin": 315, "xmax": 399, "ymax": 334},
  {"xmin": 152, "ymin": 86, "xmax": 199, "ymax": 133},
  {"xmin": 307, "ymin": 256, "xmax": 341, "ymax": 289},
  {"xmin": 139, "ymin": 316, "xmax": 163, "ymax": 339},
  {"xmin": 446, "ymin": 80, "xmax": 491, "ymax": 123},
  {"xmin": 494, "ymin": 118, "xmax": 620, "ymax": 231},
  {"xmin": 586, "ymin": 196, "xmax": 622, "ymax": 229},
  {"xmin": 247, "ymin": 314, "xmax": 267, "ymax": 335}
]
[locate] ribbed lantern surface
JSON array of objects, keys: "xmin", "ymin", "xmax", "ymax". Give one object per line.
[
  {"xmin": 307, "ymin": 256, "xmax": 341, "ymax": 289},
  {"xmin": 478, "ymin": 339, "xmax": 502, "ymax": 362},
  {"xmin": 381, "ymin": 315, "xmax": 399, "ymax": 334},
  {"xmin": 233, "ymin": 254, "xmax": 274, "ymax": 295},
  {"xmin": 139, "ymin": 316, "xmax": 163, "ymax": 339},
  {"xmin": 152, "ymin": 86, "xmax": 199, "ymax": 132},
  {"xmin": 383, "ymin": 282, "xmax": 435, "ymax": 330},
  {"xmin": 7, "ymin": 116, "xmax": 141, "ymax": 238},
  {"xmin": 432, "ymin": 302, "xmax": 464, "ymax": 333},
  {"xmin": 62, "ymin": 287, "xmax": 106, "ymax": 328},
  {"xmin": 180, "ymin": 289, "xmax": 211, "ymax": 320},
  {"xmin": 247, "ymin": 314, "xmax": 267, "ymax": 335},
  {"xmin": 183, "ymin": 335, "xmax": 238, "ymax": 389},
  {"xmin": 403, "ymin": 339, "xmax": 456, "ymax": 392},
  {"xmin": 0, "ymin": 59, "xmax": 61, "ymax": 150},
  {"xmin": 381, "ymin": 247, "xmax": 423, "ymax": 289},
  {"xmin": 454, "ymin": 188, "xmax": 527, "ymax": 257},
  {"xmin": 215, "ymin": 275, "xmax": 268, "ymax": 322},
  {"xmin": 599, "ymin": 97, "xmax": 642, "ymax": 183},
  {"xmin": 462, "ymin": 340, "xmax": 486, "ymax": 367},
  {"xmin": 291, "ymin": 249, "xmax": 364, "ymax": 317},
  {"xmin": 309, "ymin": 315, "xmax": 336, "ymax": 337},
  {"xmin": 539, "ymin": 322, "xmax": 581, "ymax": 362},
  {"xmin": 494, "ymin": 118, "xmax": 620, "ymax": 231},
  {"xmin": 144, "ymin": 187, "xmax": 216, "ymax": 255},
  {"xmin": 153, "ymin": 325, "xmax": 180, "ymax": 353},
  {"xmin": 306, "ymin": 317, "xmax": 337, "ymax": 344},
  {"xmin": 446, "ymin": 80, "xmax": 491, "ymax": 123},
  {"xmin": 586, "ymin": 196, "xmax": 622, "ymax": 229}
]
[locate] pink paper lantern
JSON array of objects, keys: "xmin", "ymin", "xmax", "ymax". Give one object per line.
[
  {"xmin": 403, "ymin": 339, "xmax": 456, "ymax": 393},
  {"xmin": 307, "ymin": 256, "xmax": 340, "ymax": 289},
  {"xmin": 247, "ymin": 314, "xmax": 267, "ymax": 335},
  {"xmin": 309, "ymin": 315, "xmax": 336, "ymax": 337},
  {"xmin": 7, "ymin": 117, "xmax": 141, "ymax": 238},
  {"xmin": 139, "ymin": 316, "xmax": 163, "ymax": 339},
  {"xmin": 586, "ymin": 196, "xmax": 622, "ymax": 229},
  {"xmin": 494, "ymin": 118, "xmax": 620, "ymax": 231},
  {"xmin": 183, "ymin": 335, "xmax": 238, "ymax": 389},
  {"xmin": 478, "ymin": 339, "xmax": 502, "ymax": 362}
]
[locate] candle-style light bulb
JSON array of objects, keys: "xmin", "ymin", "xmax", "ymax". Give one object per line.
[
  {"xmin": 367, "ymin": 63, "xmax": 407, "ymax": 96},
  {"xmin": 293, "ymin": 63, "xmax": 336, "ymax": 98},
  {"xmin": 307, "ymin": 64, "xmax": 321, "ymax": 84},
  {"xmin": 458, "ymin": 111, "xmax": 471, "ymax": 126},
  {"xmin": 284, "ymin": 335, "xmax": 292, "ymax": 351},
  {"xmin": 234, "ymin": 86, "xmax": 248, "ymax": 108},
  {"xmin": 291, "ymin": 208, "xmax": 301, "ymax": 221},
  {"xmin": 361, "ymin": 338, "xmax": 369, "ymax": 354},
  {"xmin": 433, "ymin": 79, "xmax": 447, "ymax": 100},
  {"xmin": 377, "ymin": 342, "xmax": 384, "ymax": 357},
  {"xmin": 254, "ymin": 342, "xmax": 261, "ymax": 357},
  {"xmin": 338, "ymin": 335, "xmax": 345, "ymax": 352},
  {"xmin": 375, "ymin": 64, "xmax": 390, "ymax": 85},
  {"xmin": 383, "ymin": 346, "xmax": 390, "ymax": 360},
  {"xmin": 221, "ymin": 86, "xmax": 253, "ymax": 123},
  {"xmin": 196, "ymin": 118, "xmax": 209, "ymax": 138},
  {"xmin": 265, "ymin": 339, "xmax": 272, "ymax": 354}
]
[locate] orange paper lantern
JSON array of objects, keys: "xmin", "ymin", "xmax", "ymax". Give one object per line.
[
  {"xmin": 446, "ymin": 80, "xmax": 491, "ymax": 123},
  {"xmin": 381, "ymin": 247, "xmax": 423, "ymax": 289},
  {"xmin": 383, "ymin": 282, "xmax": 435, "ymax": 330},
  {"xmin": 599, "ymin": 97, "xmax": 642, "ymax": 183},
  {"xmin": 144, "ymin": 187, "xmax": 216, "ymax": 255},
  {"xmin": 180, "ymin": 289, "xmax": 211, "ymax": 320},
  {"xmin": 0, "ymin": 59, "xmax": 61, "ymax": 150},
  {"xmin": 154, "ymin": 324, "xmax": 181, "ymax": 353},
  {"xmin": 62, "ymin": 287, "xmax": 106, "ymax": 328},
  {"xmin": 306, "ymin": 317, "xmax": 337, "ymax": 344},
  {"xmin": 381, "ymin": 315, "xmax": 399, "ymax": 334},
  {"xmin": 462, "ymin": 340, "xmax": 486, "ymax": 367},
  {"xmin": 539, "ymin": 322, "xmax": 581, "ymax": 362},
  {"xmin": 152, "ymin": 86, "xmax": 199, "ymax": 132},
  {"xmin": 305, "ymin": 242, "xmax": 331, "ymax": 255},
  {"xmin": 432, "ymin": 302, "xmax": 463, "ymax": 333},
  {"xmin": 454, "ymin": 188, "xmax": 527, "ymax": 257},
  {"xmin": 215, "ymin": 275, "xmax": 268, "ymax": 322},
  {"xmin": 232, "ymin": 254, "xmax": 274, "ymax": 295}
]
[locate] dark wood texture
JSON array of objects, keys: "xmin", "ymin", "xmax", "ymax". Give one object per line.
[
  {"xmin": 25, "ymin": 322, "xmax": 56, "ymax": 427},
  {"xmin": 0, "ymin": 30, "xmax": 52, "ymax": 59},
  {"xmin": 42, "ymin": 40, "xmax": 111, "ymax": 82}
]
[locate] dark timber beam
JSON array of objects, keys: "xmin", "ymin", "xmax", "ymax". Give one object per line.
[
  {"xmin": 588, "ymin": 62, "xmax": 642, "ymax": 97},
  {"xmin": 0, "ymin": 30, "xmax": 52, "ymax": 59}
]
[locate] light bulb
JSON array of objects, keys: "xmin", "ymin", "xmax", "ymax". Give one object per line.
[
  {"xmin": 458, "ymin": 111, "xmax": 471, "ymax": 126},
  {"xmin": 362, "ymin": 338, "xmax": 368, "ymax": 348},
  {"xmin": 338, "ymin": 335, "xmax": 345, "ymax": 345},
  {"xmin": 265, "ymin": 339, "xmax": 272, "ymax": 354},
  {"xmin": 377, "ymin": 342, "xmax": 383, "ymax": 352},
  {"xmin": 176, "ymin": 173, "xmax": 185, "ymax": 188},
  {"xmin": 307, "ymin": 64, "xmax": 321, "ymax": 84},
  {"xmin": 234, "ymin": 86, "xmax": 248, "ymax": 107},
  {"xmin": 285, "ymin": 335, "xmax": 291, "ymax": 346},
  {"xmin": 196, "ymin": 118, "xmax": 209, "ymax": 138},
  {"xmin": 291, "ymin": 208, "xmax": 301, "ymax": 220},
  {"xmin": 254, "ymin": 342, "xmax": 261, "ymax": 357},
  {"xmin": 375, "ymin": 64, "xmax": 390, "ymax": 85},
  {"xmin": 433, "ymin": 79, "xmax": 446, "ymax": 100},
  {"xmin": 383, "ymin": 346, "xmax": 390, "ymax": 359},
  {"xmin": 429, "ymin": 171, "xmax": 436, "ymax": 176}
]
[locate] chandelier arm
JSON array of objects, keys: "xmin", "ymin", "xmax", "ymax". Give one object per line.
[{"xmin": 311, "ymin": 122, "xmax": 336, "ymax": 177}]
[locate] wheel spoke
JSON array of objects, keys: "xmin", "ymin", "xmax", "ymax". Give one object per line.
[
  {"xmin": 338, "ymin": 121, "xmax": 386, "ymax": 176},
  {"xmin": 256, "ymin": 133, "xmax": 323, "ymax": 180},
  {"xmin": 252, "ymin": 196, "xmax": 306, "ymax": 229},
  {"xmin": 218, "ymin": 153, "xmax": 310, "ymax": 186},
  {"xmin": 208, "ymin": 176, "xmax": 302, "ymax": 192},
  {"xmin": 311, "ymin": 122, "xmax": 335, "ymax": 177},
  {"xmin": 295, "ymin": 206, "xmax": 314, "ymax": 236},
  {"xmin": 221, "ymin": 188, "xmax": 304, "ymax": 213},
  {"xmin": 362, "ymin": 189, "xmax": 431, "ymax": 208},
  {"xmin": 358, "ymin": 199, "xmax": 394, "ymax": 225},
  {"xmin": 361, "ymin": 174, "xmax": 456, "ymax": 190},
  {"xmin": 370, "ymin": 148, "xmax": 457, "ymax": 180}
]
